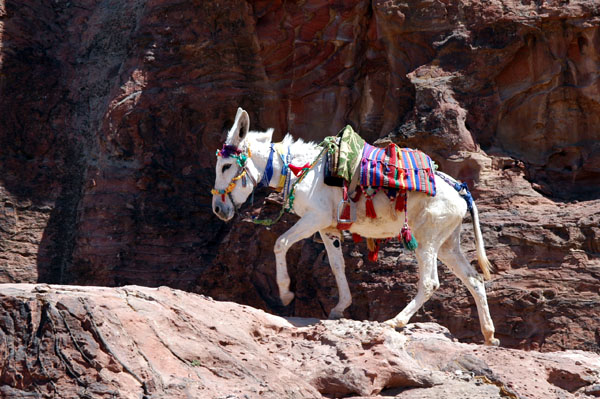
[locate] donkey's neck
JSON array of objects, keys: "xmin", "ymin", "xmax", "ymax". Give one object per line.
[{"xmin": 248, "ymin": 134, "xmax": 320, "ymax": 190}]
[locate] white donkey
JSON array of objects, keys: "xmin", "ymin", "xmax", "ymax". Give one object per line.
[{"xmin": 212, "ymin": 108, "xmax": 499, "ymax": 346}]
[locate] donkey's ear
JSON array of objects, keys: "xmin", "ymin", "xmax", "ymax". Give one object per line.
[{"xmin": 227, "ymin": 107, "xmax": 250, "ymax": 146}]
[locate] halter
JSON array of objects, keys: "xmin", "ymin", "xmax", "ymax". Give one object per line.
[
  {"xmin": 211, "ymin": 144, "xmax": 256, "ymax": 208},
  {"xmin": 211, "ymin": 139, "xmax": 317, "ymax": 224}
]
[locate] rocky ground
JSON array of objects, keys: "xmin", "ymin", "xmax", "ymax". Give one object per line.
[
  {"xmin": 1, "ymin": 284, "xmax": 599, "ymax": 399},
  {"xmin": 1, "ymin": 0, "xmax": 599, "ymax": 386}
]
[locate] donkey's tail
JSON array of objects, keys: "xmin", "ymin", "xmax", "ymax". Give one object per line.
[
  {"xmin": 471, "ymin": 200, "xmax": 493, "ymax": 280},
  {"xmin": 436, "ymin": 171, "xmax": 494, "ymax": 280}
]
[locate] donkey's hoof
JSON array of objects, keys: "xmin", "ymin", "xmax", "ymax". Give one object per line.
[
  {"xmin": 485, "ymin": 337, "xmax": 500, "ymax": 347},
  {"xmin": 280, "ymin": 291, "xmax": 295, "ymax": 306},
  {"xmin": 328, "ymin": 309, "xmax": 344, "ymax": 320},
  {"xmin": 383, "ymin": 319, "xmax": 406, "ymax": 329}
]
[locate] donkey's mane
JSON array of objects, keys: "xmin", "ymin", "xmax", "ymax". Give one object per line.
[
  {"xmin": 245, "ymin": 130, "xmax": 319, "ymax": 160},
  {"xmin": 280, "ymin": 133, "xmax": 318, "ymax": 154}
]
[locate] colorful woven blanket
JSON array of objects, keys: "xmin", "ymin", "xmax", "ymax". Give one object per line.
[{"xmin": 359, "ymin": 143, "xmax": 436, "ymax": 196}]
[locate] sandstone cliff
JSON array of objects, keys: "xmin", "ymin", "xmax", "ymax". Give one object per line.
[
  {"xmin": 0, "ymin": 0, "xmax": 599, "ymax": 355},
  {"xmin": 2, "ymin": 284, "xmax": 599, "ymax": 398}
]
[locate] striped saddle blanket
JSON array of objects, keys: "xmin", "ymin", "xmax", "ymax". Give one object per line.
[{"xmin": 359, "ymin": 143, "xmax": 436, "ymax": 196}]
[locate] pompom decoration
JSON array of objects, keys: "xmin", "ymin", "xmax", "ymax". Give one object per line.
[
  {"xmin": 218, "ymin": 145, "xmax": 242, "ymax": 158},
  {"xmin": 400, "ymin": 223, "xmax": 418, "ymax": 251}
]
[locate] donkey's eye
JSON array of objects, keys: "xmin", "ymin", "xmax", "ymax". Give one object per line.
[{"xmin": 222, "ymin": 164, "xmax": 232, "ymax": 174}]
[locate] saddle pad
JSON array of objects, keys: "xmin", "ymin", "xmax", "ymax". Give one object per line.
[{"xmin": 359, "ymin": 143, "xmax": 436, "ymax": 196}]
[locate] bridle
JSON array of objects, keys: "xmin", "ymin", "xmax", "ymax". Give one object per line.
[{"xmin": 211, "ymin": 144, "xmax": 257, "ymax": 210}]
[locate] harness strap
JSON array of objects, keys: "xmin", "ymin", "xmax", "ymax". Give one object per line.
[
  {"xmin": 336, "ymin": 182, "xmax": 353, "ymax": 230},
  {"xmin": 435, "ymin": 171, "xmax": 474, "ymax": 213},
  {"xmin": 259, "ymin": 144, "xmax": 275, "ymax": 187},
  {"xmin": 252, "ymin": 145, "xmax": 328, "ymax": 226},
  {"xmin": 273, "ymin": 143, "xmax": 289, "ymax": 191}
]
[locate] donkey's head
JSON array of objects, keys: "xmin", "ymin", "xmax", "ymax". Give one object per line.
[{"xmin": 212, "ymin": 108, "xmax": 256, "ymax": 221}]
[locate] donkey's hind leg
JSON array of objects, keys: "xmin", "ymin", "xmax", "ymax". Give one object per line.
[
  {"xmin": 275, "ymin": 213, "xmax": 331, "ymax": 306},
  {"xmin": 384, "ymin": 241, "xmax": 441, "ymax": 328},
  {"xmin": 319, "ymin": 229, "xmax": 351, "ymax": 319},
  {"xmin": 438, "ymin": 226, "xmax": 499, "ymax": 346}
]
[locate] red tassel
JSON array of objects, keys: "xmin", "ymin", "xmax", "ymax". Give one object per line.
[
  {"xmin": 368, "ymin": 240, "xmax": 381, "ymax": 261},
  {"xmin": 365, "ymin": 196, "xmax": 377, "ymax": 218},
  {"xmin": 401, "ymin": 225, "xmax": 412, "ymax": 242},
  {"xmin": 368, "ymin": 250, "xmax": 378, "ymax": 262},
  {"xmin": 221, "ymin": 194, "xmax": 226, "ymax": 202},
  {"xmin": 395, "ymin": 193, "xmax": 406, "ymax": 212},
  {"xmin": 352, "ymin": 233, "xmax": 363, "ymax": 243},
  {"xmin": 289, "ymin": 163, "xmax": 310, "ymax": 177}
]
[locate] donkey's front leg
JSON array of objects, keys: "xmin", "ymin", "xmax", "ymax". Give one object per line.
[
  {"xmin": 319, "ymin": 229, "xmax": 352, "ymax": 319},
  {"xmin": 274, "ymin": 213, "xmax": 331, "ymax": 306}
]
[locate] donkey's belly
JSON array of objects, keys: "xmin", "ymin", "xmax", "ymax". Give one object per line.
[{"xmin": 348, "ymin": 210, "xmax": 403, "ymax": 239}]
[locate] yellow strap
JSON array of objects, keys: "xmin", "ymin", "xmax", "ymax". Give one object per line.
[
  {"xmin": 273, "ymin": 142, "xmax": 285, "ymax": 154},
  {"xmin": 272, "ymin": 142, "xmax": 287, "ymax": 191}
]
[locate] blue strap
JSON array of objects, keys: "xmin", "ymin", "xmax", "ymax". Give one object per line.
[
  {"xmin": 283, "ymin": 147, "xmax": 291, "ymax": 197},
  {"xmin": 259, "ymin": 144, "xmax": 275, "ymax": 187},
  {"xmin": 455, "ymin": 182, "xmax": 473, "ymax": 212},
  {"xmin": 280, "ymin": 147, "xmax": 290, "ymax": 178},
  {"xmin": 436, "ymin": 171, "xmax": 474, "ymax": 213}
]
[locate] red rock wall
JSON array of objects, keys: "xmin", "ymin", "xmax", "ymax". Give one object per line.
[{"xmin": 1, "ymin": 0, "xmax": 599, "ymax": 351}]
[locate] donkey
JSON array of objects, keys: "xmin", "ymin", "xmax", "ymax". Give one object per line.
[{"xmin": 212, "ymin": 108, "xmax": 499, "ymax": 346}]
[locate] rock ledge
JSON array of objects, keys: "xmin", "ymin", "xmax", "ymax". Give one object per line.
[{"xmin": 1, "ymin": 284, "xmax": 598, "ymax": 398}]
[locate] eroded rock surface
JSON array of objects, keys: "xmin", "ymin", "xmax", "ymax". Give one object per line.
[{"xmin": 1, "ymin": 284, "xmax": 599, "ymax": 398}]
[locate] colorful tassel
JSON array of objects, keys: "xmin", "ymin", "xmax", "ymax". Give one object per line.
[
  {"xmin": 368, "ymin": 250, "xmax": 378, "ymax": 262},
  {"xmin": 352, "ymin": 233, "xmax": 363, "ymax": 243},
  {"xmin": 400, "ymin": 223, "xmax": 418, "ymax": 251},
  {"xmin": 365, "ymin": 196, "xmax": 377, "ymax": 218},
  {"xmin": 367, "ymin": 239, "xmax": 381, "ymax": 261}
]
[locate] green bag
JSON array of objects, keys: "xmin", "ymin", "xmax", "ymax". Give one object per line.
[{"xmin": 336, "ymin": 125, "xmax": 365, "ymax": 182}]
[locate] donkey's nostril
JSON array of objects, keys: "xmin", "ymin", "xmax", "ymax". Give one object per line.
[{"xmin": 215, "ymin": 205, "xmax": 221, "ymax": 215}]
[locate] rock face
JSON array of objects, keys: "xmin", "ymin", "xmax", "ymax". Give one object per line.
[
  {"xmin": 1, "ymin": 0, "xmax": 599, "ymax": 354},
  {"xmin": 1, "ymin": 284, "xmax": 599, "ymax": 399}
]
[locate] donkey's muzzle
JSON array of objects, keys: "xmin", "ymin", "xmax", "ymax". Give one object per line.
[{"xmin": 212, "ymin": 198, "xmax": 234, "ymax": 222}]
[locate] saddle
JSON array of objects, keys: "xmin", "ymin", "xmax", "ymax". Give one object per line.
[
  {"xmin": 322, "ymin": 126, "xmax": 438, "ymax": 258},
  {"xmin": 359, "ymin": 143, "xmax": 436, "ymax": 196},
  {"xmin": 323, "ymin": 126, "xmax": 436, "ymax": 199}
]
